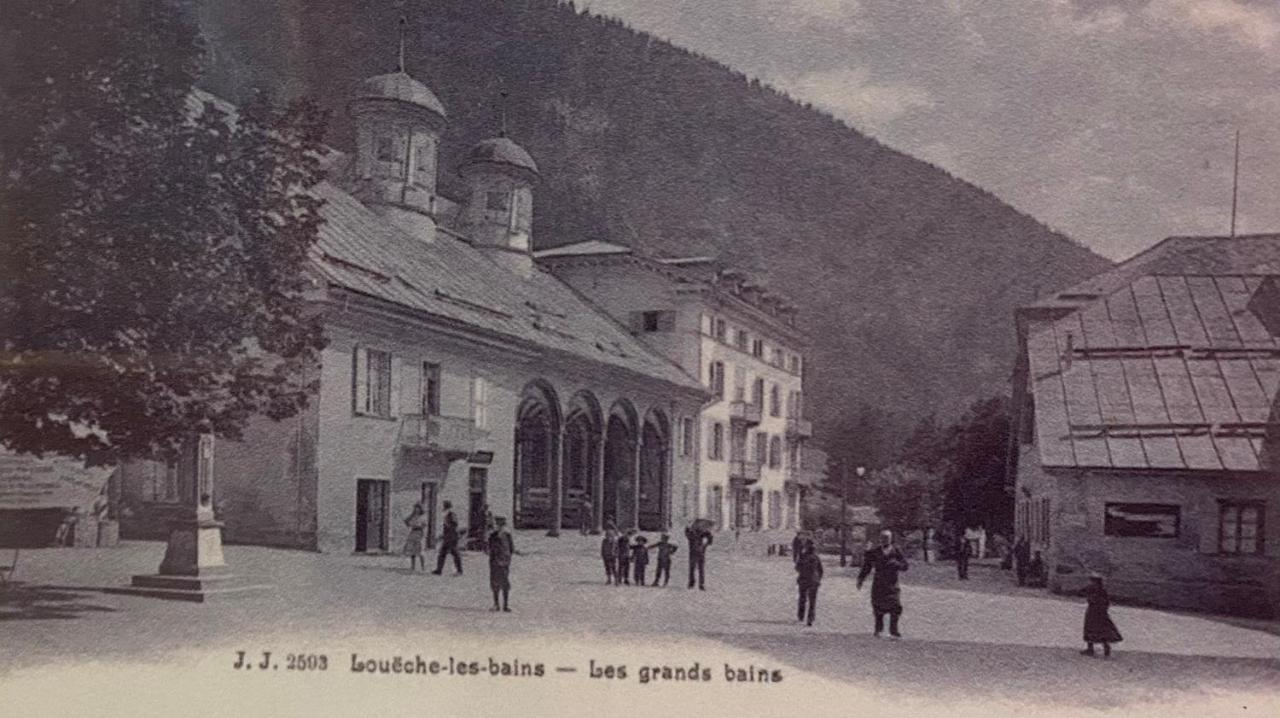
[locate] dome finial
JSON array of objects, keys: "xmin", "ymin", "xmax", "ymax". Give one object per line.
[
  {"xmin": 499, "ymin": 89, "xmax": 509, "ymax": 138},
  {"xmin": 396, "ymin": 7, "xmax": 407, "ymax": 73}
]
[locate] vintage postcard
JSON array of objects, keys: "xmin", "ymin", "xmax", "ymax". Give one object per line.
[{"xmin": 2, "ymin": 1, "xmax": 1278, "ymax": 716}]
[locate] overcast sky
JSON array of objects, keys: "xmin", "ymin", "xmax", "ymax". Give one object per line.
[{"xmin": 585, "ymin": 0, "xmax": 1280, "ymax": 261}]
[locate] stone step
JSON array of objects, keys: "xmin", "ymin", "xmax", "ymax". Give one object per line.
[{"xmin": 103, "ymin": 574, "xmax": 270, "ymax": 602}]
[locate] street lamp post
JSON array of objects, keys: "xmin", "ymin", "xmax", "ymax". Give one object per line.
[{"xmin": 840, "ymin": 462, "xmax": 866, "ymax": 568}]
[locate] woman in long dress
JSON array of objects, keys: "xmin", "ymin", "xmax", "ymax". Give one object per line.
[
  {"xmin": 1081, "ymin": 573, "xmax": 1123, "ymax": 657},
  {"xmin": 403, "ymin": 503, "xmax": 428, "ymax": 571}
]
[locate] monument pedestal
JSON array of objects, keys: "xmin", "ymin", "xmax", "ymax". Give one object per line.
[{"xmin": 112, "ymin": 518, "xmax": 268, "ymax": 602}]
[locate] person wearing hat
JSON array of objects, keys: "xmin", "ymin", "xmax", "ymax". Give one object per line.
[
  {"xmin": 600, "ymin": 527, "xmax": 619, "ymax": 585},
  {"xmin": 856, "ymin": 529, "xmax": 909, "ymax": 638},
  {"xmin": 795, "ymin": 538, "xmax": 824, "ymax": 626},
  {"xmin": 651, "ymin": 533, "xmax": 678, "ymax": 586},
  {"xmin": 487, "ymin": 516, "xmax": 519, "ymax": 612},
  {"xmin": 1081, "ymin": 572, "xmax": 1123, "ymax": 657},
  {"xmin": 616, "ymin": 529, "xmax": 635, "ymax": 585},
  {"xmin": 685, "ymin": 522, "xmax": 713, "ymax": 590},
  {"xmin": 630, "ymin": 535, "xmax": 651, "ymax": 587},
  {"xmin": 432, "ymin": 500, "xmax": 463, "ymax": 575}
]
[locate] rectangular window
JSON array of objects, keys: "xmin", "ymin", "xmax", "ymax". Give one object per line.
[
  {"xmin": 422, "ymin": 362, "xmax": 441, "ymax": 416},
  {"xmin": 768, "ymin": 436, "xmax": 782, "ymax": 469},
  {"xmin": 752, "ymin": 378, "xmax": 764, "ymax": 407},
  {"xmin": 773, "ymin": 348, "xmax": 785, "ymax": 367},
  {"xmin": 713, "ymin": 318, "xmax": 727, "ymax": 342},
  {"xmin": 752, "ymin": 339, "xmax": 764, "ymax": 358},
  {"xmin": 709, "ymin": 422, "xmax": 724, "ymax": 461},
  {"xmin": 486, "ymin": 190, "xmax": 510, "ymax": 211},
  {"xmin": 472, "ymin": 376, "xmax": 489, "ymax": 430},
  {"xmin": 754, "ymin": 432, "xmax": 767, "ymax": 465},
  {"xmin": 708, "ymin": 361, "xmax": 725, "ymax": 398},
  {"xmin": 354, "ymin": 347, "xmax": 393, "ymax": 417},
  {"xmin": 1104, "ymin": 503, "xmax": 1179, "ymax": 538},
  {"xmin": 770, "ymin": 385, "xmax": 781, "ymax": 417},
  {"xmin": 790, "ymin": 355, "xmax": 802, "ymax": 374},
  {"xmin": 681, "ymin": 417, "xmax": 695, "ymax": 457},
  {"xmin": 734, "ymin": 329, "xmax": 748, "ymax": 351},
  {"xmin": 634, "ymin": 310, "xmax": 675, "ymax": 333},
  {"xmin": 1219, "ymin": 501, "xmax": 1265, "ymax": 555}
]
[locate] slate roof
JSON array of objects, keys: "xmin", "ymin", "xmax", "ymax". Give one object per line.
[
  {"xmin": 310, "ymin": 182, "xmax": 703, "ymax": 392},
  {"xmin": 1025, "ymin": 235, "xmax": 1280, "ymax": 472}
]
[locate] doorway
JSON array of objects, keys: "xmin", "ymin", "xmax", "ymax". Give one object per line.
[
  {"xmin": 421, "ymin": 481, "xmax": 439, "ymax": 550},
  {"xmin": 468, "ymin": 467, "xmax": 488, "ymax": 545},
  {"xmin": 355, "ymin": 479, "xmax": 390, "ymax": 553}
]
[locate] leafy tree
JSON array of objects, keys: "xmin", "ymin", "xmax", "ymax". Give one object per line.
[
  {"xmin": 940, "ymin": 397, "xmax": 1013, "ymax": 534},
  {"xmin": 0, "ymin": 0, "xmax": 328, "ymax": 465},
  {"xmin": 867, "ymin": 463, "xmax": 944, "ymax": 536}
]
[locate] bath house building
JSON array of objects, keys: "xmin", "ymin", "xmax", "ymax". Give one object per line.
[
  {"xmin": 535, "ymin": 243, "xmax": 814, "ymax": 534},
  {"xmin": 119, "ymin": 67, "xmax": 707, "ymax": 553}
]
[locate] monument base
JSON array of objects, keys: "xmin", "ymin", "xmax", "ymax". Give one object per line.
[{"xmin": 110, "ymin": 518, "xmax": 268, "ymax": 602}]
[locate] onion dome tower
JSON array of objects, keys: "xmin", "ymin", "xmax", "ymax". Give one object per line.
[{"xmin": 458, "ymin": 100, "xmax": 540, "ymax": 274}]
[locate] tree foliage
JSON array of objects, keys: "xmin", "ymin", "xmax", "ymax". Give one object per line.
[
  {"xmin": 0, "ymin": 0, "xmax": 329, "ymax": 464},
  {"xmin": 865, "ymin": 463, "xmax": 944, "ymax": 535}
]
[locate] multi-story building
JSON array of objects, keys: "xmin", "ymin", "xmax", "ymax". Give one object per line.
[
  {"xmin": 1009, "ymin": 234, "xmax": 1280, "ymax": 617},
  {"xmin": 118, "ymin": 66, "xmax": 707, "ymax": 552},
  {"xmin": 535, "ymin": 244, "xmax": 813, "ymax": 534}
]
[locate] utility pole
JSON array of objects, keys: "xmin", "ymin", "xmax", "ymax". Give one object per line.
[
  {"xmin": 839, "ymin": 459, "xmax": 849, "ymax": 567},
  {"xmin": 1230, "ymin": 129, "xmax": 1241, "ymax": 238}
]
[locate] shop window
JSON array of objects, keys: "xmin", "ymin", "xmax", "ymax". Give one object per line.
[{"xmin": 1104, "ymin": 503, "xmax": 1180, "ymax": 538}]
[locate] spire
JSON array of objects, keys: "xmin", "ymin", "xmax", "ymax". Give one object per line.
[{"xmin": 499, "ymin": 89, "xmax": 509, "ymax": 138}]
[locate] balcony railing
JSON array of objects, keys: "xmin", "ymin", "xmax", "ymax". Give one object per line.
[
  {"xmin": 728, "ymin": 459, "xmax": 761, "ymax": 485},
  {"xmin": 728, "ymin": 400, "xmax": 762, "ymax": 426},
  {"xmin": 398, "ymin": 414, "xmax": 490, "ymax": 460},
  {"xmin": 786, "ymin": 417, "xmax": 813, "ymax": 440}
]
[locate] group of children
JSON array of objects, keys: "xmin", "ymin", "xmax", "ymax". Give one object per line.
[{"xmin": 600, "ymin": 527, "xmax": 679, "ymax": 586}]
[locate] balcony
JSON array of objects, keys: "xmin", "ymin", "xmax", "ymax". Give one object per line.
[
  {"xmin": 786, "ymin": 417, "xmax": 813, "ymax": 440},
  {"xmin": 786, "ymin": 467, "xmax": 825, "ymax": 490},
  {"xmin": 728, "ymin": 459, "xmax": 761, "ymax": 485},
  {"xmin": 398, "ymin": 414, "xmax": 490, "ymax": 461},
  {"xmin": 728, "ymin": 400, "xmax": 762, "ymax": 427}
]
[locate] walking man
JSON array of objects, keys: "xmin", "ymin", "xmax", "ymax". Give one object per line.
[
  {"xmin": 795, "ymin": 538, "xmax": 823, "ymax": 626},
  {"xmin": 685, "ymin": 522, "xmax": 713, "ymax": 590},
  {"xmin": 856, "ymin": 529, "xmax": 909, "ymax": 638},
  {"xmin": 433, "ymin": 500, "xmax": 463, "ymax": 575},
  {"xmin": 487, "ymin": 516, "xmax": 517, "ymax": 612}
]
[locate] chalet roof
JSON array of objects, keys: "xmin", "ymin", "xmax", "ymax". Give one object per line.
[
  {"xmin": 310, "ymin": 182, "xmax": 703, "ymax": 392},
  {"xmin": 1025, "ymin": 236, "xmax": 1280, "ymax": 472}
]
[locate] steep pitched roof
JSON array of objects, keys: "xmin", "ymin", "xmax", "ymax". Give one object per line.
[
  {"xmin": 1025, "ymin": 236, "xmax": 1280, "ymax": 472},
  {"xmin": 310, "ymin": 182, "xmax": 702, "ymax": 392}
]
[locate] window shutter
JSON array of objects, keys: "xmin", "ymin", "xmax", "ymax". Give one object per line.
[
  {"xmin": 401, "ymin": 361, "xmax": 422, "ymax": 416},
  {"xmin": 388, "ymin": 355, "xmax": 402, "ymax": 417},
  {"xmin": 353, "ymin": 346, "xmax": 368, "ymax": 415}
]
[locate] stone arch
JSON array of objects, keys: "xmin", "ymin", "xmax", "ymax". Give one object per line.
[
  {"xmin": 603, "ymin": 399, "xmax": 639, "ymax": 530},
  {"xmin": 562, "ymin": 390, "xmax": 603, "ymax": 531},
  {"xmin": 639, "ymin": 407, "xmax": 671, "ymax": 531},
  {"xmin": 513, "ymin": 380, "xmax": 562, "ymax": 529}
]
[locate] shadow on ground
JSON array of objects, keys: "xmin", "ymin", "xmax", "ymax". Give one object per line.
[
  {"xmin": 0, "ymin": 583, "xmax": 119, "ymax": 621},
  {"xmin": 703, "ymin": 630, "xmax": 1280, "ymax": 710}
]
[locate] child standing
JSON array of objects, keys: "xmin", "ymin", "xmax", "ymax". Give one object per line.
[
  {"xmin": 601, "ymin": 528, "xmax": 618, "ymax": 585},
  {"xmin": 651, "ymin": 533, "xmax": 678, "ymax": 586},
  {"xmin": 616, "ymin": 529, "xmax": 634, "ymax": 585},
  {"xmin": 1081, "ymin": 572, "xmax": 1123, "ymax": 657},
  {"xmin": 631, "ymin": 535, "xmax": 650, "ymax": 587}
]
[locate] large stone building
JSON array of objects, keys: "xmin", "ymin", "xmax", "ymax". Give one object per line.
[
  {"xmin": 119, "ymin": 66, "xmax": 707, "ymax": 552},
  {"xmin": 535, "ymin": 243, "xmax": 815, "ymax": 534},
  {"xmin": 1009, "ymin": 235, "xmax": 1280, "ymax": 617}
]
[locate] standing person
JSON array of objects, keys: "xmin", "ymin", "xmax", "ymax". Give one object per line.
[
  {"xmin": 402, "ymin": 503, "xmax": 428, "ymax": 572},
  {"xmin": 651, "ymin": 533, "xmax": 678, "ymax": 586},
  {"xmin": 487, "ymin": 516, "xmax": 518, "ymax": 612},
  {"xmin": 856, "ymin": 529, "xmax": 909, "ymax": 638},
  {"xmin": 433, "ymin": 500, "xmax": 463, "ymax": 575},
  {"xmin": 631, "ymin": 535, "xmax": 650, "ymax": 587},
  {"xmin": 685, "ymin": 522, "xmax": 713, "ymax": 590},
  {"xmin": 791, "ymin": 530, "xmax": 805, "ymax": 566},
  {"xmin": 1013, "ymin": 536, "xmax": 1031, "ymax": 586},
  {"xmin": 795, "ymin": 539, "xmax": 823, "ymax": 627},
  {"xmin": 955, "ymin": 532, "xmax": 970, "ymax": 580},
  {"xmin": 600, "ymin": 528, "xmax": 618, "ymax": 585},
  {"xmin": 616, "ymin": 529, "xmax": 634, "ymax": 585},
  {"xmin": 579, "ymin": 497, "xmax": 592, "ymax": 536},
  {"xmin": 1081, "ymin": 573, "xmax": 1123, "ymax": 657},
  {"xmin": 1027, "ymin": 550, "xmax": 1047, "ymax": 588}
]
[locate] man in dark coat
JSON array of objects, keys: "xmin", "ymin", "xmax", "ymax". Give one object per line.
[
  {"xmin": 857, "ymin": 529, "xmax": 909, "ymax": 638},
  {"xmin": 433, "ymin": 500, "xmax": 463, "ymax": 575},
  {"xmin": 487, "ymin": 516, "xmax": 517, "ymax": 612},
  {"xmin": 1013, "ymin": 536, "xmax": 1031, "ymax": 586},
  {"xmin": 791, "ymin": 530, "xmax": 806, "ymax": 566},
  {"xmin": 685, "ymin": 523, "xmax": 713, "ymax": 590},
  {"xmin": 601, "ymin": 528, "xmax": 618, "ymax": 585},
  {"xmin": 1081, "ymin": 573, "xmax": 1123, "ymax": 657},
  {"xmin": 795, "ymin": 539, "xmax": 823, "ymax": 626},
  {"xmin": 631, "ymin": 535, "xmax": 650, "ymax": 587},
  {"xmin": 955, "ymin": 533, "xmax": 970, "ymax": 580},
  {"xmin": 616, "ymin": 529, "xmax": 634, "ymax": 585},
  {"xmin": 651, "ymin": 533, "xmax": 678, "ymax": 586}
]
